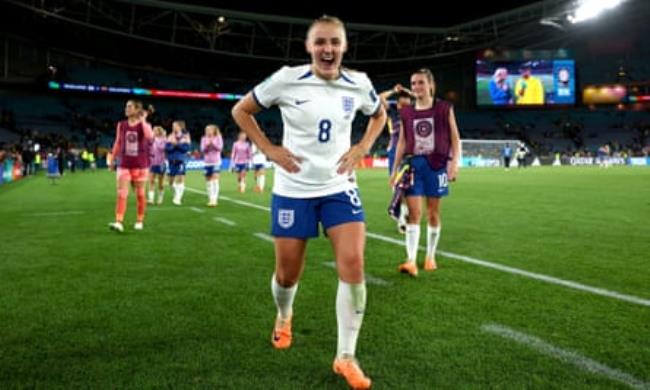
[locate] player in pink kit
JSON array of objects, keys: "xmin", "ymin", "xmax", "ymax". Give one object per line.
[
  {"xmin": 201, "ymin": 124, "xmax": 223, "ymax": 206},
  {"xmin": 147, "ymin": 126, "xmax": 167, "ymax": 205},
  {"xmin": 230, "ymin": 131, "xmax": 252, "ymax": 193},
  {"xmin": 109, "ymin": 100, "xmax": 154, "ymax": 232}
]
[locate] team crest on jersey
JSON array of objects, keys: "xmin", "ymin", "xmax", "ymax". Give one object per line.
[
  {"xmin": 278, "ymin": 209, "xmax": 295, "ymax": 229},
  {"xmin": 414, "ymin": 118, "xmax": 434, "ymax": 137},
  {"xmin": 342, "ymin": 96, "xmax": 355, "ymax": 116},
  {"xmin": 125, "ymin": 130, "xmax": 139, "ymax": 156}
]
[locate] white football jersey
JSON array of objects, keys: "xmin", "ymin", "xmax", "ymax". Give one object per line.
[
  {"xmin": 253, "ymin": 64, "xmax": 380, "ymax": 197},
  {"xmin": 251, "ymin": 144, "xmax": 267, "ymax": 165}
]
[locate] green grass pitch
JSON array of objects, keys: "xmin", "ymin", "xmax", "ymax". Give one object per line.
[{"xmin": 1, "ymin": 166, "xmax": 648, "ymax": 388}]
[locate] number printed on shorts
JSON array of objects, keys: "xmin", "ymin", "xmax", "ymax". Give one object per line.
[
  {"xmin": 318, "ymin": 119, "xmax": 331, "ymax": 143},
  {"xmin": 438, "ymin": 173, "xmax": 449, "ymax": 188},
  {"xmin": 345, "ymin": 188, "xmax": 362, "ymax": 207}
]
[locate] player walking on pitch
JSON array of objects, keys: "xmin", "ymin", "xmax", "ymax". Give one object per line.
[
  {"xmin": 231, "ymin": 131, "xmax": 252, "ymax": 193},
  {"xmin": 201, "ymin": 124, "xmax": 223, "ymax": 206},
  {"xmin": 166, "ymin": 120, "xmax": 191, "ymax": 205},
  {"xmin": 148, "ymin": 126, "xmax": 167, "ymax": 205},
  {"xmin": 390, "ymin": 68, "xmax": 461, "ymax": 276},
  {"xmin": 109, "ymin": 100, "xmax": 154, "ymax": 232},
  {"xmin": 232, "ymin": 15, "xmax": 386, "ymax": 389}
]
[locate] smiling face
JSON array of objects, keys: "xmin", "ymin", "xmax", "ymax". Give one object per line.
[
  {"xmin": 410, "ymin": 72, "xmax": 435, "ymax": 100},
  {"xmin": 306, "ymin": 20, "xmax": 347, "ymax": 80}
]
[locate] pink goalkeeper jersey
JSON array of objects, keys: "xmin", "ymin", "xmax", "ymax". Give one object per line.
[
  {"xmin": 201, "ymin": 135, "xmax": 223, "ymax": 165},
  {"xmin": 231, "ymin": 140, "xmax": 251, "ymax": 165},
  {"xmin": 150, "ymin": 137, "xmax": 167, "ymax": 166}
]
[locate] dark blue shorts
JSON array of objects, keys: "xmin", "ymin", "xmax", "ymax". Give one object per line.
[
  {"xmin": 405, "ymin": 156, "xmax": 449, "ymax": 198},
  {"xmin": 234, "ymin": 163, "xmax": 249, "ymax": 173},
  {"xmin": 271, "ymin": 189, "xmax": 365, "ymax": 239},
  {"xmin": 204, "ymin": 164, "xmax": 220, "ymax": 177},
  {"xmin": 168, "ymin": 160, "xmax": 186, "ymax": 177},
  {"xmin": 150, "ymin": 164, "xmax": 166, "ymax": 175}
]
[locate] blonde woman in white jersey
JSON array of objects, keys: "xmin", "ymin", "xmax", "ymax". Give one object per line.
[{"xmin": 232, "ymin": 15, "xmax": 386, "ymax": 390}]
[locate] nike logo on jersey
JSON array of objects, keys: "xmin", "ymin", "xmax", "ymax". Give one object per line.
[{"xmin": 295, "ymin": 99, "xmax": 310, "ymax": 105}]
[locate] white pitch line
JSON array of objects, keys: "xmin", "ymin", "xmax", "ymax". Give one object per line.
[
  {"xmin": 365, "ymin": 232, "xmax": 650, "ymax": 307},
  {"xmin": 214, "ymin": 217, "xmax": 236, "ymax": 226},
  {"xmin": 185, "ymin": 187, "xmax": 271, "ymax": 211},
  {"xmin": 185, "ymin": 187, "xmax": 205, "ymax": 196},
  {"xmin": 220, "ymin": 195, "xmax": 271, "ymax": 212},
  {"xmin": 322, "ymin": 262, "xmax": 391, "ymax": 286},
  {"xmin": 189, "ymin": 207, "xmax": 205, "ymax": 214},
  {"xmin": 481, "ymin": 323, "xmax": 650, "ymax": 390},
  {"xmin": 26, "ymin": 211, "xmax": 85, "ymax": 217},
  {"xmin": 186, "ymin": 186, "xmax": 650, "ymax": 307},
  {"xmin": 253, "ymin": 232, "xmax": 275, "ymax": 243}
]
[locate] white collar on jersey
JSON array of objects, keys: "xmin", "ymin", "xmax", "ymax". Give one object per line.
[{"xmin": 297, "ymin": 68, "xmax": 356, "ymax": 85}]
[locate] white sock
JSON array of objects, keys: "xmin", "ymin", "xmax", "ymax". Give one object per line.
[
  {"xmin": 239, "ymin": 180, "xmax": 246, "ymax": 192},
  {"xmin": 147, "ymin": 190, "xmax": 154, "ymax": 202},
  {"xmin": 210, "ymin": 181, "xmax": 219, "ymax": 203},
  {"xmin": 206, "ymin": 181, "xmax": 212, "ymax": 201},
  {"xmin": 336, "ymin": 280, "xmax": 366, "ymax": 358},
  {"xmin": 426, "ymin": 225, "xmax": 441, "ymax": 259},
  {"xmin": 177, "ymin": 183, "xmax": 185, "ymax": 200},
  {"xmin": 271, "ymin": 274, "xmax": 298, "ymax": 320},
  {"xmin": 405, "ymin": 224, "xmax": 420, "ymax": 263},
  {"xmin": 258, "ymin": 175, "xmax": 265, "ymax": 190},
  {"xmin": 172, "ymin": 182, "xmax": 178, "ymax": 198},
  {"xmin": 214, "ymin": 180, "xmax": 220, "ymax": 201},
  {"xmin": 157, "ymin": 189, "xmax": 164, "ymax": 203}
]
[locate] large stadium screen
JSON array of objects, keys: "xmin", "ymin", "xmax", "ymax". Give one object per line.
[{"xmin": 476, "ymin": 59, "xmax": 576, "ymax": 107}]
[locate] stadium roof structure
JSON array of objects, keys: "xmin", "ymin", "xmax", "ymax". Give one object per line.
[{"xmin": 2, "ymin": 0, "xmax": 645, "ymax": 64}]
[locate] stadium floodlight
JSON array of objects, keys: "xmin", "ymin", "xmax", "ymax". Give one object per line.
[
  {"xmin": 567, "ymin": 0, "xmax": 625, "ymax": 24},
  {"xmin": 539, "ymin": 17, "xmax": 567, "ymax": 30}
]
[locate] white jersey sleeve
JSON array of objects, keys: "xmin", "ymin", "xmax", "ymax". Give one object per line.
[
  {"xmin": 252, "ymin": 66, "xmax": 289, "ymax": 109},
  {"xmin": 356, "ymin": 74, "xmax": 381, "ymax": 116}
]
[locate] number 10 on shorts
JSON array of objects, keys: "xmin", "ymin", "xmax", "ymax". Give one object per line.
[{"xmin": 438, "ymin": 173, "xmax": 448, "ymax": 188}]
